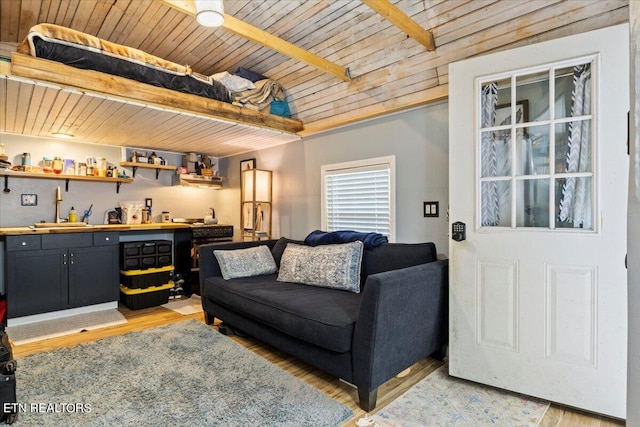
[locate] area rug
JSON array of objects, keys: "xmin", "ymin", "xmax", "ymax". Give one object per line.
[
  {"xmin": 6, "ymin": 309, "xmax": 126, "ymax": 345},
  {"xmin": 161, "ymin": 294, "xmax": 202, "ymax": 315},
  {"xmin": 369, "ymin": 365, "xmax": 549, "ymax": 426},
  {"xmin": 16, "ymin": 319, "xmax": 353, "ymax": 426}
]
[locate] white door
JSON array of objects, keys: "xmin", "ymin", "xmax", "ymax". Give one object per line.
[{"xmin": 449, "ymin": 24, "xmax": 628, "ymax": 418}]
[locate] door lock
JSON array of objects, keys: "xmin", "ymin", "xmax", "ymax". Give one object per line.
[{"xmin": 452, "ymin": 221, "xmax": 466, "ymax": 242}]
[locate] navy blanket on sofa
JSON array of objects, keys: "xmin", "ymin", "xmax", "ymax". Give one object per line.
[{"xmin": 304, "ymin": 230, "xmax": 388, "ymax": 250}]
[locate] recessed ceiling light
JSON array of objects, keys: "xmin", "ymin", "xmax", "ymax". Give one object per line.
[{"xmin": 51, "ymin": 133, "xmax": 74, "ymax": 140}]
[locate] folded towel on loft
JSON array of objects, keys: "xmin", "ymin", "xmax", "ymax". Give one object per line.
[
  {"xmin": 231, "ymin": 79, "xmax": 285, "ymax": 111},
  {"xmin": 304, "ymin": 230, "xmax": 388, "ymax": 249}
]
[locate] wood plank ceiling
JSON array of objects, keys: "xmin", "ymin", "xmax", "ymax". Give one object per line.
[{"xmin": 0, "ymin": 0, "xmax": 630, "ymax": 157}]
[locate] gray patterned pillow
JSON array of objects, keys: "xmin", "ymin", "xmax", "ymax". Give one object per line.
[
  {"xmin": 214, "ymin": 245, "xmax": 277, "ymax": 280},
  {"xmin": 277, "ymin": 241, "xmax": 364, "ymax": 293}
]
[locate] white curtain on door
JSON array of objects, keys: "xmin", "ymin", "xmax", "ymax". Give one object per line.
[
  {"xmin": 480, "ymin": 82, "xmax": 511, "ymax": 226},
  {"xmin": 557, "ymin": 64, "xmax": 592, "ymax": 228},
  {"xmin": 481, "ymin": 82, "xmax": 499, "ymax": 226}
]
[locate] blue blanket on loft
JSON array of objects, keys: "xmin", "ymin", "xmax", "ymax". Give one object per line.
[{"xmin": 304, "ymin": 230, "xmax": 388, "ymax": 250}]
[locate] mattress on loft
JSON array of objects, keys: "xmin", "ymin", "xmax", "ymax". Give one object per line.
[{"xmin": 17, "ymin": 23, "xmax": 231, "ymax": 104}]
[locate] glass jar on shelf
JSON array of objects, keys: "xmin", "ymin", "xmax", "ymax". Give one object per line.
[{"xmin": 52, "ymin": 157, "xmax": 63, "ymax": 175}]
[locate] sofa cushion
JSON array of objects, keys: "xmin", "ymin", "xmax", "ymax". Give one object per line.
[
  {"xmin": 271, "ymin": 237, "xmax": 304, "ymax": 268},
  {"xmin": 213, "ymin": 245, "xmax": 277, "ymax": 280},
  {"xmin": 277, "ymin": 242, "xmax": 364, "ymax": 293},
  {"xmin": 361, "ymin": 242, "xmax": 437, "ymax": 282},
  {"xmin": 203, "ymin": 274, "xmax": 361, "ymax": 352}
]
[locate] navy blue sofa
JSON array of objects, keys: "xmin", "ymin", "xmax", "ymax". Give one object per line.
[{"xmin": 198, "ymin": 237, "xmax": 448, "ymax": 411}]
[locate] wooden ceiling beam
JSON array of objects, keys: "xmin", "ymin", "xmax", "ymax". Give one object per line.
[
  {"xmin": 157, "ymin": 0, "xmax": 351, "ymax": 82},
  {"xmin": 360, "ymin": 0, "xmax": 436, "ymax": 51}
]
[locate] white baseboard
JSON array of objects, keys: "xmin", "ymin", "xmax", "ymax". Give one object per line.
[{"xmin": 7, "ymin": 301, "xmax": 118, "ymax": 327}]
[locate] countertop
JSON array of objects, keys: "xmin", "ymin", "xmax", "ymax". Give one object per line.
[{"xmin": 0, "ymin": 223, "xmax": 192, "ymax": 236}]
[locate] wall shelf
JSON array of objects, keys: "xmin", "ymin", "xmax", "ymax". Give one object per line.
[
  {"xmin": 119, "ymin": 162, "xmax": 177, "ymax": 179},
  {"xmin": 0, "ymin": 170, "xmax": 133, "ymax": 193}
]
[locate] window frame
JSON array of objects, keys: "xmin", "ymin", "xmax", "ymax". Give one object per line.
[
  {"xmin": 321, "ymin": 155, "xmax": 396, "ymax": 242},
  {"xmin": 475, "ymin": 54, "xmax": 599, "ymax": 233}
]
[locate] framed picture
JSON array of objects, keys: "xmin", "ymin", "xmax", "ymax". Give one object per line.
[
  {"xmin": 495, "ymin": 100, "xmax": 529, "ymax": 126},
  {"xmin": 240, "ymin": 158, "xmax": 256, "ymax": 173}
]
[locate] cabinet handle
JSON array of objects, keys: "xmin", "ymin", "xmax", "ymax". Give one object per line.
[
  {"xmin": 105, "ymin": 237, "xmax": 110, "ymax": 241},
  {"xmin": 70, "ymin": 252, "xmax": 74, "ymax": 265},
  {"xmin": 63, "ymin": 253, "xmax": 67, "ymax": 265},
  {"xmin": 21, "ymin": 242, "xmax": 26, "ymax": 246}
]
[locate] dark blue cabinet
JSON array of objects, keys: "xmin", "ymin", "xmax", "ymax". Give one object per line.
[{"xmin": 5, "ymin": 232, "xmax": 119, "ymax": 319}]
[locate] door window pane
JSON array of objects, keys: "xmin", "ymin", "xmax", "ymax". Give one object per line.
[
  {"xmin": 481, "ymin": 180, "xmax": 511, "ymax": 227},
  {"xmin": 517, "ymin": 71, "xmax": 549, "ymax": 122},
  {"xmin": 555, "ymin": 120, "xmax": 592, "ymax": 173},
  {"xmin": 555, "ymin": 64, "xmax": 591, "ymax": 119},
  {"xmin": 517, "ymin": 178, "xmax": 550, "ymax": 227},
  {"xmin": 517, "ymin": 125, "xmax": 549, "ymax": 175},
  {"xmin": 481, "ymin": 130, "xmax": 511, "ymax": 177},
  {"xmin": 555, "ymin": 177, "xmax": 592, "ymax": 229}
]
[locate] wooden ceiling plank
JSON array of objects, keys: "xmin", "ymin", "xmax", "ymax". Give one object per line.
[
  {"xmin": 157, "ymin": 0, "xmax": 351, "ymax": 82},
  {"xmin": 83, "ymin": 1, "xmax": 115, "ymax": 35},
  {"xmin": 96, "ymin": 0, "xmax": 131, "ymax": 41},
  {"xmin": 109, "ymin": 0, "xmax": 149, "ymax": 46},
  {"xmin": 62, "ymin": 95, "xmax": 101, "ymax": 137},
  {"xmin": 299, "ymin": 83, "xmax": 448, "ymax": 136},
  {"xmin": 360, "ymin": 0, "xmax": 435, "ymax": 51},
  {"xmin": 17, "ymin": 0, "xmax": 42, "ymax": 41},
  {"xmin": 48, "ymin": 91, "xmax": 83, "ymax": 135},
  {"xmin": 226, "ymin": 14, "xmax": 352, "ymax": 81},
  {"xmin": 37, "ymin": 90, "xmax": 71, "ymax": 137},
  {"xmin": 2, "ymin": 80, "xmax": 19, "ymax": 133}
]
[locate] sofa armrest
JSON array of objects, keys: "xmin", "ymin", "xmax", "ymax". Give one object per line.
[
  {"xmin": 198, "ymin": 240, "xmax": 277, "ymax": 291},
  {"xmin": 352, "ymin": 259, "xmax": 448, "ymax": 391}
]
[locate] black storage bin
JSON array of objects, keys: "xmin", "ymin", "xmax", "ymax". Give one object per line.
[
  {"xmin": 119, "ymin": 266, "xmax": 173, "ymax": 289},
  {"xmin": 120, "ymin": 240, "xmax": 173, "ymax": 270},
  {"xmin": 119, "ymin": 283, "xmax": 173, "ymax": 310}
]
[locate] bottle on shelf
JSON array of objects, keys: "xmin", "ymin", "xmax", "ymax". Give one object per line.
[{"xmin": 68, "ymin": 207, "xmax": 77, "ymax": 223}]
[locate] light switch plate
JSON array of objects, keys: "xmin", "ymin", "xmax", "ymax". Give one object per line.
[
  {"xmin": 424, "ymin": 201, "xmax": 439, "ymax": 217},
  {"xmin": 21, "ymin": 194, "xmax": 37, "ymax": 206}
]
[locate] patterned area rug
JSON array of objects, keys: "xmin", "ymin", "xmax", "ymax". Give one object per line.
[
  {"xmin": 16, "ymin": 319, "xmax": 353, "ymax": 426},
  {"xmin": 161, "ymin": 294, "xmax": 202, "ymax": 315},
  {"xmin": 6, "ymin": 309, "xmax": 126, "ymax": 345},
  {"xmin": 369, "ymin": 365, "xmax": 549, "ymax": 426}
]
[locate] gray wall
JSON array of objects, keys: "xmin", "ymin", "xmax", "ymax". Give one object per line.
[{"xmin": 219, "ymin": 101, "xmax": 450, "ymax": 256}]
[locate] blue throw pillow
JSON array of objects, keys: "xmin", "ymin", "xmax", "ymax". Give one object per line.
[
  {"xmin": 234, "ymin": 67, "xmax": 268, "ymax": 83},
  {"xmin": 214, "ymin": 245, "xmax": 277, "ymax": 280},
  {"xmin": 277, "ymin": 242, "xmax": 364, "ymax": 293}
]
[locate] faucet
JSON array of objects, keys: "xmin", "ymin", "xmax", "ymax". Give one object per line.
[{"xmin": 54, "ymin": 186, "xmax": 66, "ymax": 223}]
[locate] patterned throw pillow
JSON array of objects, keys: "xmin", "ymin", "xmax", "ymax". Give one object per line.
[
  {"xmin": 214, "ymin": 245, "xmax": 277, "ymax": 280},
  {"xmin": 277, "ymin": 242, "xmax": 364, "ymax": 293}
]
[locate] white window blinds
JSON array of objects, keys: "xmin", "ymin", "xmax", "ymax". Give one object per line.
[{"xmin": 322, "ymin": 156, "xmax": 395, "ymax": 239}]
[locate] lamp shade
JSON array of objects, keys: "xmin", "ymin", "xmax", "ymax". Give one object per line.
[
  {"xmin": 242, "ymin": 169, "xmax": 272, "ymax": 202},
  {"xmin": 195, "ymin": 0, "xmax": 225, "ymax": 27}
]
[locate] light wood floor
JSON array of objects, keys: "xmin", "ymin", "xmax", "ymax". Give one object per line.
[{"xmin": 12, "ymin": 303, "xmax": 625, "ymax": 426}]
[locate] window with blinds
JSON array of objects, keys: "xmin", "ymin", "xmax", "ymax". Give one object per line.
[{"xmin": 321, "ymin": 156, "xmax": 395, "ymax": 241}]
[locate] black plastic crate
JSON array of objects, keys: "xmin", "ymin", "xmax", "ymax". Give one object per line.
[
  {"xmin": 119, "ymin": 266, "xmax": 173, "ymax": 289},
  {"xmin": 120, "ymin": 240, "xmax": 173, "ymax": 270},
  {"xmin": 119, "ymin": 283, "xmax": 173, "ymax": 310}
]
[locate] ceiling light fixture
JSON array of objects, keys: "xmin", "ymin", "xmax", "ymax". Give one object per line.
[
  {"xmin": 51, "ymin": 132, "xmax": 74, "ymax": 140},
  {"xmin": 195, "ymin": 0, "xmax": 225, "ymax": 27}
]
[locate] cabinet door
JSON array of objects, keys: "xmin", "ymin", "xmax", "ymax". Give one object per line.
[
  {"xmin": 6, "ymin": 249, "xmax": 66, "ymax": 318},
  {"xmin": 68, "ymin": 245, "xmax": 119, "ymax": 308}
]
